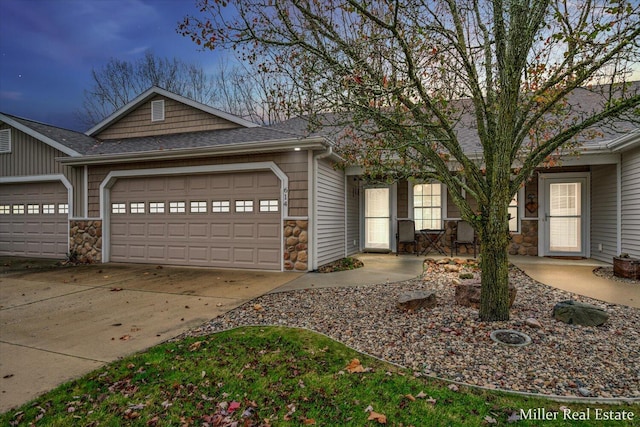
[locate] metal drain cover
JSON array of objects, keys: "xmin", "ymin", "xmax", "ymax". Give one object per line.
[{"xmin": 490, "ymin": 329, "xmax": 531, "ymax": 347}]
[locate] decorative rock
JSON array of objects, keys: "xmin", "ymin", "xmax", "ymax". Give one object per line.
[
  {"xmin": 578, "ymin": 387, "xmax": 592, "ymax": 397},
  {"xmin": 552, "ymin": 300, "xmax": 609, "ymax": 326},
  {"xmin": 444, "ymin": 264, "xmax": 461, "ymax": 272},
  {"xmin": 451, "ymin": 278, "xmax": 462, "ymax": 286},
  {"xmin": 455, "ymin": 281, "xmax": 517, "ymax": 309},
  {"xmin": 397, "ymin": 291, "xmax": 437, "ymax": 311},
  {"xmin": 525, "ymin": 317, "xmax": 543, "ymax": 329}
]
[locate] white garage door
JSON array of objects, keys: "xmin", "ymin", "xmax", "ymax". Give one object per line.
[
  {"xmin": 109, "ymin": 171, "xmax": 281, "ymax": 270},
  {"xmin": 0, "ymin": 182, "xmax": 69, "ymax": 258}
]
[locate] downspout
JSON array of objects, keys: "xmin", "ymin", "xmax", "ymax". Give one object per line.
[
  {"xmin": 312, "ymin": 144, "xmax": 335, "ymax": 270},
  {"xmin": 617, "ymin": 156, "xmax": 622, "ymax": 256}
]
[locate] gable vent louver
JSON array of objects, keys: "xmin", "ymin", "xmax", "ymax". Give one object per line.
[
  {"xmin": 0, "ymin": 129, "xmax": 11, "ymax": 153},
  {"xmin": 151, "ymin": 100, "xmax": 165, "ymax": 122}
]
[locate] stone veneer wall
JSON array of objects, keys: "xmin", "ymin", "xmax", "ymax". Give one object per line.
[
  {"xmin": 284, "ymin": 219, "xmax": 309, "ymax": 271},
  {"xmin": 69, "ymin": 220, "xmax": 102, "ymax": 263}
]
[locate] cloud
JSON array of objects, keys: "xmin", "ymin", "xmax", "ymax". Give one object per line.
[{"xmin": 0, "ymin": 91, "xmax": 22, "ymax": 101}]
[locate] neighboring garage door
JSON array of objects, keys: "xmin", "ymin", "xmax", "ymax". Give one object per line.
[
  {"xmin": 0, "ymin": 182, "xmax": 69, "ymax": 258},
  {"xmin": 109, "ymin": 171, "xmax": 281, "ymax": 269}
]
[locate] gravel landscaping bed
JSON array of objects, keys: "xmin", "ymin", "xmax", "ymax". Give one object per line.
[{"xmin": 185, "ymin": 261, "xmax": 640, "ymax": 399}]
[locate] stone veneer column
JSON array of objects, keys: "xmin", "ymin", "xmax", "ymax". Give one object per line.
[
  {"xmin": 284, "ymin": 219, "xmax": 309, "ymax": 271},
  {"xmin": 509, "ymin": 220, "xmax": 538, "ymax": 256},
  {"xmin": 69, "ymin": 220, "xmax": 102, "ymax": 263}
]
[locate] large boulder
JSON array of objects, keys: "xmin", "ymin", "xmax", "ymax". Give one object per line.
[
  {"xmin": 454, "ymin": 281, "xmax": 517, "ymax": 309},
  {"xmin": 397, "ymin": 291, "xmax": 437, "ymax": 311},
  {"xmin": 552, "ymin": 300, "xmax": 609, "ymax": 326}
]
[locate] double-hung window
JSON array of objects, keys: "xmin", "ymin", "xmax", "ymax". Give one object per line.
[{"xmin": 413, "ymin": 183, "xmax": 442, "ymax": 230}]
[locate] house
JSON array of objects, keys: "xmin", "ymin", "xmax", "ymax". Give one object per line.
[{"xmin": 1, "ymin": 85, "xmax": 639, "ymax": 271}]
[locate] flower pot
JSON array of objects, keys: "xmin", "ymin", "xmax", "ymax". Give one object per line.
[{"xmin": 613, "ymin": 256, "xmax": 640, "ymax": 280}]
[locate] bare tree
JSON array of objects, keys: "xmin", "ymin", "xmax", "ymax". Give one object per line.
[{"xmin": 179, "ymin": 0, "xmax": 640, "ymax": 321}]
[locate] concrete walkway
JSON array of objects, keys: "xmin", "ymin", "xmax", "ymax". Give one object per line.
[{"xmin": 276, "ymin": 253, "xmax": 640, "ymax": 309}]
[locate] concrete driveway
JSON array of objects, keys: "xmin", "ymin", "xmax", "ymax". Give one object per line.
[{"xmin": 0, "ymin": 259, "xmax": 300, "ymax": 412}]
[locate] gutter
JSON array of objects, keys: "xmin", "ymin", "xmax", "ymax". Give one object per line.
[
  {"xmin": 606, "ymin": 129, "xmax": 640, "ymax": 153},
  {"xmin": 57, "ymin": 137, "xmax": 332, "ymax": 165}
]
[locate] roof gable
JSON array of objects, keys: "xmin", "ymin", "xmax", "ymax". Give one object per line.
[
  {"xmin": 0, "ymin": 113, "xmax": 88, "ymax": 157},
  {"xmin": 86, "ymin": 86, "xmax": 259, "ymax": 138}
]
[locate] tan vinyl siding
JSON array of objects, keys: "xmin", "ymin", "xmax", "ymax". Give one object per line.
[
  {"xmin": 346, "ymin": 177, "xmax": 360, "ymax": 256},
  {"xmin": 590, "ymin": 164, "xmax": 618, "ymax": 262},
  {"xmin": 316, "ymin": 159, "xmax": 346, "ymax": 267},
  {"xmin": 0, "ymin": 124, "xmax": 84, "ymax": 216},
  {"xmin": 621, "ymin": 146, "xmax": 640, "ymax": 258},
  {"xmin": 95, "ymin": 96, "xmax": 243, "ymax": 140},
  {"xmin": 87, "ymin": 151, "xmax": 309, "ymax": 218}
]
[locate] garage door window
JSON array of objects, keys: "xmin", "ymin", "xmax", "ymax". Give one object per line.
[
  {"xmin": 149, "ymin": 202, "xmax": 165, "ymax": 213},
  {"xmin": 43, "ymin": 204, "xmax": 56, "ymax": 214},
  {"xmin": 13, "ymin": 204, "xmax": 25, "ymax": 214},
  {"xmin": 260, "ymin": 200, "xmax": 279, "ymax": 212},
  {"xmin": 112, "ymin": 203, "xmax": 126, "ymax": 214},
  {"xmin": 130, "ymin": 202, "xmax": 145, "ymax": 214},
  {"xmin": 235, "ymin": 200, "xmax": 253, "ymax": 212},
  {"xmin": 169, "ymin": 201, "xmax": 186, "ymax": 213},
  {"xmin": 212, "ymin": 201, "xmax": 230, "ymax": 212},
  {"xmin": 58, "ymin": 204, "xmax": 69, "ymax": 214},
  {"xmin": 0, "ymin": 205, "xmax": 9, "ymax": 214},
  {"xmin": 190, "ymin": 201, "xmax": 207, "ymax": 213},
  {"xmin": 27, "ymin": 204, "xmax": 40, "ymax": 214}
]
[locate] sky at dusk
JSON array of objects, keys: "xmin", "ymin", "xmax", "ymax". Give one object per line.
[{"xmin": 0, "ymin": 0, "xmax": 230, "ymax": 131}]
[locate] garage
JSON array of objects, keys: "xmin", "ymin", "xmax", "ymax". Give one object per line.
[
  {"xmin": 0, "ymin": 181, "xmax": 69, "ymax": 258},
  {"xmin": 109, "ymin": 171, "xmax": 282, "ymax": 269}
]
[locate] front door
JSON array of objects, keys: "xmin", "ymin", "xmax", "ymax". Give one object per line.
[
  {"xmin": 364, "ymin": 187, "xmax": 391, "ymax": 251},
  {"xmin": 541, "ymin": 174, "xmax": 589, "ymax": 257}
]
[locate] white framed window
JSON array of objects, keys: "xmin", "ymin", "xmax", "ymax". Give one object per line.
[
  {"xmin": 27, "ymin": 204, "xmax": 40, "ymax": 214},
  {"xmin": 235, "ymin": 200, "xmax": 254, "ymax": 212},
  {"xmin": 151, "ymin": 99, "xmax": 165, "ymax": 122},
  {"xmin": 149, "ymin": 202, "xmax": 165, "ymax": 213},
  {"xmin": 169, "ymin": 201, "xmax": 186, "ymax": 213},
  {"xmin": 12, "ymin": 204, "xmax": 25, "ymax": 214},
  {"xmin": 0, "ymin": 205, "xmax": 10, "ymax": 214},
  {"xmin": 413, "ymin": 183, "xmax": 442, "ymax": 230},
  {"xmin": 43, "ymin": 204, "xmax": 56, "ymax": 214},
  {"xmin": 111, "ymin": 203, "xmax": 126, "ymax": 214},
  {"xmin": 508, "ymin": 193, "xmax": 520, "ymax": 233},
  {"xmin": 212, "ymin": 201, "xmax": 230, "ymax": 213},
  {"xmin": 0, "ymin": 129, "xmax": 11, "ymax": 153},
  {"xmin": 190, "ymin": 201, "xmax": 207, "ymax": 213},
  {"xmin": 259, "ymin": 199, "xmax": 279, "ymax": 212},
  {"xmin": 130, "ymin": 202, "xmax": 145, "ymax": 214},
  {"xmin": 58, "ymin": 203, "xmax": 69, "ymax": 214}
]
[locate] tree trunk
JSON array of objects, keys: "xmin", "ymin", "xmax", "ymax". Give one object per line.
[{"xmin": 478, "ymin": 193, "xmax": 512, "ymax": 321}]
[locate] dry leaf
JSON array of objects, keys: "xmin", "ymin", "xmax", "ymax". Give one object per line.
[
  {"xmin": 364, "ymin": 405, "xmax": 374, "ymax": 413},
  {"xmin": 367, "ymin": 411, "xmax": 387, "ymax": 424},
  {"xmin": 254, "ymin": 304, "xmax": 263, "ymax": 311},
  {"xmin": 484, "ymin": 415, "xmax": 497, "ymax": 424},
  {"xmin": 415, "ymin": 391, "xmax": 427, "ymax": 398},
  {"xmin": 189, "ymin": 341, "xmax": 202, "ymax": 351},
  {"xmin": 404, "ymin": 394, "xmax": 416, "ymax": 401},
  {"xmin": 302, "ymin": 417, "xmax": 316, "ymax": 425},
  {"xmin": 346, "ymin": 358, "xmax": 365, "ymax": 373},
  {"xmin": 448, "ymin": 384, "xmax": 459, "ymax": 392}
]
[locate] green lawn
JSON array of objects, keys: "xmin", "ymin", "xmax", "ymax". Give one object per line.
[{"xmin": 2, "ymin": 327, "xmax": 637, "ymax": 426}]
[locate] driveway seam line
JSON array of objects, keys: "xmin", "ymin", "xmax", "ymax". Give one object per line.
[{"xmin": 0, "ymin": 340, "xmax": 109, "ymax": 363}]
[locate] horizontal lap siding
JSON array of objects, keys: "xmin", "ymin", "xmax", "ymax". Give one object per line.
[
  {"xmin": 316, "ymin": 159, "xmax": 346, "ymax": 267},
  {"xmin": 0, "ymin": 124, "xmax": 84, "ymax": 216},
  {"xmin": 622, "ymin": 146, "xmax": 640, "ymax": 258},
  {"xmin": 590, "ymin": 164, "xmax": 618, "ymax": 263}
]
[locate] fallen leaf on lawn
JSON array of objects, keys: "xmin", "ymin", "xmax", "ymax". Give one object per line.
[
  {"xmin": 228, "ymin": 401, "xmax": 241, "ymax": 413},
  {"xmin": 189, "ymin": 341, "xmax": 202, "ymax": 351},
  {"xmin": 415, "ymin": 391, "xmax": 427, "ymax": 399},
  {"xmin": 404, "ymin": 394, "xmax": 416, "ymax": 401},
  {"xmin": 448, "ymin": 384, "xmax": 459, "ymax": 392},
  {"xmin": 507, "ymin": 412, "xmax": 522, "ymax": 423},
  {"xmin": 367, "ymin": 411, "xmax": 387, "ymax": 424},
  {"xmin": 426, "ymin": 397, "xmax": 437, "ymax": 405},
  {"xmin": 484, "ymin": 415, "xmax": 497, "ymax": 424},
  {"xmin": 127, "ymin": 363, "xmax": 135, "ymax": 369},
  {"xmin": 364, "ymin": 405, "xmax": 374, "ymax": 413},
  {"xmin": 147, "ymin": 415, "xmax": 159, "ymax": 426},
  {"xmin": 301, "ymin": 417, "xmax": 316, "ymax": 425},
  {"xmin": 346, "ymin": 358, "xmax": 365, "ymax": 373}
]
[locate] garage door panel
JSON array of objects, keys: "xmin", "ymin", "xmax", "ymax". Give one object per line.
[
  {"xmin": 110, "ymin": 171, "xmax": 281, "ymax": 269},
  {"xmin": 127, "ymin": 223, "xmax": 146, "ymax": 237},
  {"xmin": 0, "ymin": 182, "xmax": 68, "ymax": 258},
  {"xmin": 128, "ymin": 246, "xmax": 147, "ymax": 259}
]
